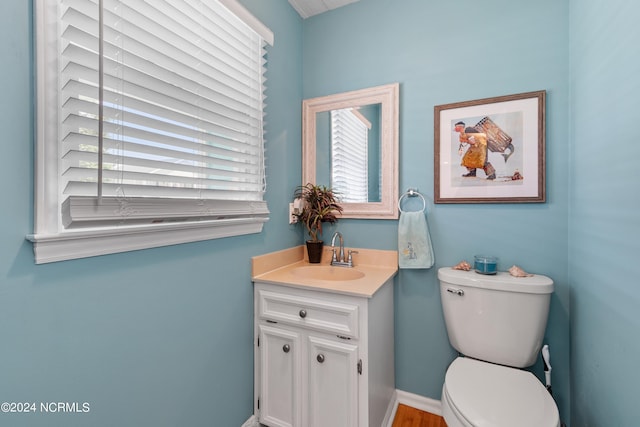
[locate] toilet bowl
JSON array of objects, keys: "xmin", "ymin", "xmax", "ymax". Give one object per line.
[{"xmin": 441, "ymin": 357, "xmax": 560, "ymax": 427}]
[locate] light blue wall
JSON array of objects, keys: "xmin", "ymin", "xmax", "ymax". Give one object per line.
[
  {"xmin": 303, "ymin": 0, "xmax": 572, "ymax": 423},
  {"xmin": 0, "ymin": 1, "xmax": 302, "ymax": 426},
  {"xmin": 569, "ymin": 1, "xmax": 640, "ymax": 425}
]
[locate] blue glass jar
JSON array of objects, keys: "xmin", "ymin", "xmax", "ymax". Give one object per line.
[{"xmin": 474, "ymin": 255, "xmax": 498, "ymax": 275}]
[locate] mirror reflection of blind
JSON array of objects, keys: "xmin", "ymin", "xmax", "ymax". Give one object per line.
[
  {"xmin": 331, "ymin": 108, "xmax": 370, "ymax": 203},
  {"xmin": 60, "ymin": 0, "xmax": 266, "ymax": 204}
]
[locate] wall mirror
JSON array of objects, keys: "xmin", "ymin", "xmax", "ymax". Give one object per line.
[{"xmin": 302, "ymin": 83, "xmax": 399, "ymax": 219}]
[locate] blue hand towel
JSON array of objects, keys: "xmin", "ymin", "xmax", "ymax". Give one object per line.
[{"xmin": 398, "ymin": 210, "xmax": 434, "ymax": 269}]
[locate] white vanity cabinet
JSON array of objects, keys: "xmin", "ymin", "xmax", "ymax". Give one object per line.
[{"xmin": 253, "ymin": 279, "xmax": 394, "ymax": 427}]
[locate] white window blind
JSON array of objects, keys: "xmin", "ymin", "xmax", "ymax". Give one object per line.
[
  {"xmin": 29, "ymin": 0, "xmax": 273, "ymax": 263},
  {"xmin": 331, "ymin": 108, "xmax": 369, "ymax": 203}
]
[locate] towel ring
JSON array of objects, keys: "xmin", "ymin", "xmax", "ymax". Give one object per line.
[{"xmin": 398, "ymin": 188, "xmax": 426, "ymax": 213}]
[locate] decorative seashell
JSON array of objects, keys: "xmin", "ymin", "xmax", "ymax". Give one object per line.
[
  {"xmin": 509, "ymin": 265, "xmax": 533, "ymax": 277},
  {"xmin": 452, "ymin": 260, "xmax": 472, "ymax": 271}
]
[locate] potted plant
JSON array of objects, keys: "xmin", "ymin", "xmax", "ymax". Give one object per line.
[{"xmin": 293, "ymin": 183, "xmax": 343, "ymax": 263}]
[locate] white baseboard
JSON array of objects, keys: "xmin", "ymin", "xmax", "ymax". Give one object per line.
[
  {"xmin": 381, "ymin": 390, "xmax": 399, "ymax": 427},
  {"xmin": 241, "ymin": 415, "xmax": 260, "ymax": 427},
  {"xmin": 384, "ymin": 389, "xmax": 443, "ymax": 427},
  {"xmin": 396, "ymin": 389, "xmax": 443, "ymax": 415}
]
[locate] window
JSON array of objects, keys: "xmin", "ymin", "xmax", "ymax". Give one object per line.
[
  {"xmin": 331, "ymin": 108, "xmax": 370, "ymax": 203},
  {"xmin": 29, "ymin": 0, "xmax": 274, "ymax": 264}
]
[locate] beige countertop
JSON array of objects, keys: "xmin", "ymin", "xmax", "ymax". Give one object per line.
[{"xmin": 252, "ymin": 246, "xmax": 398, "ymax": 298}]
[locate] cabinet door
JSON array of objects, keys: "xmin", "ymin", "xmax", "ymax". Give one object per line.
[
  {"xmin": 307, "ymin": 335, "xmax": 359, "ymax": 427},
  {"xmin": 259, "ymin": 325, "xmax": 302, "ymax": 427}
]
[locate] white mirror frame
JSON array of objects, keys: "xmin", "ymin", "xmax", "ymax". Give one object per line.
[{"xmin": 302, "ymin": 83, "xmax": 399, "ymax": 219}]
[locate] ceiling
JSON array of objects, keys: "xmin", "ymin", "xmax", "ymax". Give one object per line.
[{"xmin": 288, "ymin": 0, "xmax": 360, "ymax": 19}]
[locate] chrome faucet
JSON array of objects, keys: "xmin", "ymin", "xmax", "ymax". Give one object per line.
[
  {"xmin": 331, "ymin": 231, "xmax": 345, "ymax": 264},
  {"xmin": 330, "ymin": 231, "xmax": 358, "ymax": 267}
]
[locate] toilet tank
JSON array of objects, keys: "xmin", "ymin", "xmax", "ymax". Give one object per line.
[{"xmin": 438, "ymin": 267, "xmax": 554, "ymax": 368}]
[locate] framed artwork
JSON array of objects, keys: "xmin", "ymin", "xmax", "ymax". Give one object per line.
[{"xmin": 434, "ymin": 90, "xmax": 546, "ymax": 203}]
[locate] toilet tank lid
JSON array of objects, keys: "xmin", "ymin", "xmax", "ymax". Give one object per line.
[{"xmin": 438, "ymin": 267, "xmax": 554, "ymax": 294}]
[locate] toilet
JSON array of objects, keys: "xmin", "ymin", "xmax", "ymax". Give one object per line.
[{"xmin": 438, "ymin": 267, "xmax": 560, "ymax": 427}]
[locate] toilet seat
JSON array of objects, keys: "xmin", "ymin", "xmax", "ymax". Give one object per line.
[{"xmin": 442, "ymin": 357, "xmax": 560, "ymax": 427}]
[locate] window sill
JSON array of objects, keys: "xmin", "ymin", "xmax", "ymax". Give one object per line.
[{"xmin": 27, "ymin": 217, "xmax": 268, "ymax": 264}]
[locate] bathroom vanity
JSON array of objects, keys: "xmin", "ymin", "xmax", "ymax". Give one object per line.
[{"xmin": 252, "ymin": 246, "xmax": 397, "ymax": 427}]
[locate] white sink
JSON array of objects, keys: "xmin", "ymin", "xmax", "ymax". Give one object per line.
[{"xmin": 290, "ymin": 265, "xmax": 365, "ymax": 281}]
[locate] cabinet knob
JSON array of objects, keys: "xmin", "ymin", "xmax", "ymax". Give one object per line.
[
  {"xmin": 299, "ymin": 309, "xmax": 307, "ymax": 318},
  {"xmin": 316, "ymin": 354, "xmax": 325, "ymax": 363},
  {"xmin": 283, "ymin": 344, "xmax": 290, "ymax": 353}
]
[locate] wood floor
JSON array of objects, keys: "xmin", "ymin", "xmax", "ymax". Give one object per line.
[{"xmin": 392, "ymin": 404, "xmax": 448, "ymax": 427}]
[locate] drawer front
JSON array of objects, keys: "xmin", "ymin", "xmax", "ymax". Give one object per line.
[{"xmin": 258, "ymin": 289, "xmax": 360, "ymax": 339}]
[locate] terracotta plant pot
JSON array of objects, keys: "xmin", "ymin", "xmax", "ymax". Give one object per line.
[{"xmin": 306, "ymin": 240, "xmax": 324, "ymax": 264}]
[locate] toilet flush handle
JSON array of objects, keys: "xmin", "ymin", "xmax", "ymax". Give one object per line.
[{"xmin": 446, "ymin": 287, "xmax": 464, "ymax": 296}]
